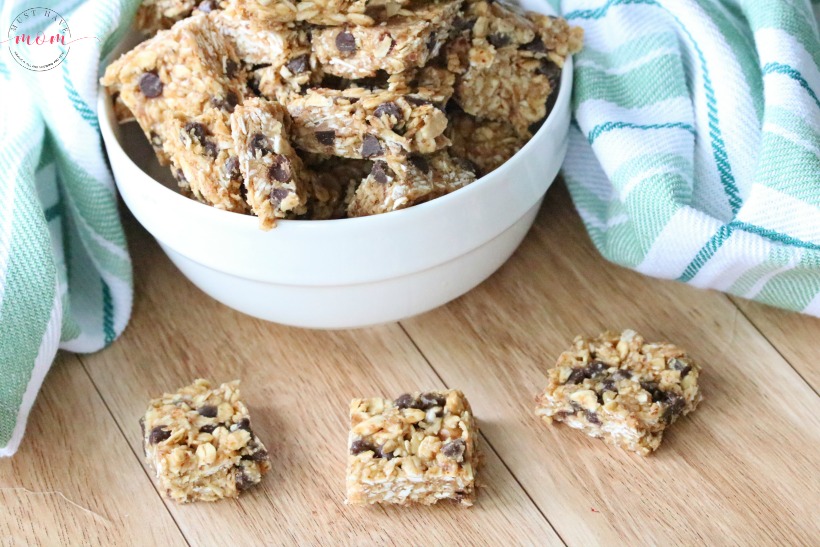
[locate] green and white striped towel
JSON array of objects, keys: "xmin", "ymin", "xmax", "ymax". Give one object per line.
[
  {"xmin": 0, "ymin": 0, "xmax": 138, "ymax": 455},
  {"xmin": 558, "ymin": 0, "xmax": 820, "ymax": 314}
]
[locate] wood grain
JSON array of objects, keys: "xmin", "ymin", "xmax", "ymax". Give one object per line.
[
  {"xmin": 0, "ymin": 353, "xmax": 186, "ymax": 547},
  {"xmin": 401, "ymin": 184, "xmax": 820, "ymax": 546},
  {"xmin": 77, "ymin": 216, "xmax": 561, "ymax": 546},
  {"xmin": 731, "ymin": 298, "xmax": 820, "ymax": 393}
]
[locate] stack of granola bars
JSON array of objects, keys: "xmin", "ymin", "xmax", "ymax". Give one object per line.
[{"xmin": 103, "ymin": 0, "xmax": 582, "ymax": 229}]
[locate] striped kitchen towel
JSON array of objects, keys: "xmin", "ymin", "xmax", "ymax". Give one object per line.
[
  {"xmin": 0, "ymin": 0, "xmax": 138, "ymax": 455},
  {"xmin": 558, "ymin": 0, "xmax": 820, "ymax": 315}
]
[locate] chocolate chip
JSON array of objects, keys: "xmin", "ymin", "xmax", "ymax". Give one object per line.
[
  {"xmin": 670, "ymin": 358, "xmax": 692, "ymax": 378},
  {"xmin": 335, "ymin": 30, "xmax": 356, "ymax": 53},
  {"xmin": 585, "ymin": 410, "xmax": 601, "ymax": 425},
  {"xmin": 566, "ymin": 361, "xmax": 608, "ymax": 384},
  {"xmin": 640, "ymin": 381, "xmax": 666, "ymax": 403},
  {"xmin": 405, "ymin": 95, "xmax": 432, "ymax": 107},
  {"xmin": 268, "ymin": 155, "xmax": 292, "ymax": 183},
  {"xmin": 197, "ymin": 0, "xmax": 218, "ymax": 12},
  {"xmin": 174, "ymin": 169, "xmax": 187, "ymax": 184},
  {"xmin": 426, "ymin": 31, "xmax": 438, "ymax": 52},
  {"xmin": 419, "ymin": 392, "xmax": 446, "ymax": 410},
  {"xmin": 370, "ymin": 160, "xmax": 390, "ymax": 183},
  {"xmin": 148, "ymin": 426, "xmax": 171, "ymax": 444},
  {"xmin": 662, "ymin": 392, "xmax": 685, "ymax": 422},
  {"xmin": 184, "ymin": 121, "xmax": 208, "ymax": 144},
  {"xmin": 249, "ymin": 132, "xmax": 271, "ymax": 155},
  {"xmin": 201, "ymin": 424, "xmax": 219, "ymax": 434},
  {"xmin": 203, "ymin": 140, "xmax": 218, "ymax": 158},
  {"xmin": 566, "ymin": 368, "xmax": 588, "ymax": 385},
  {"xmin": 315, "ymin": 129, "xmax": 335, "ymax": 145},
  {"xmin": 602, "ymin": 378, "xmax": 617, "ymax": 393},
  {"xmin": 409, "ymin": 154, "xmax": 429, "ymax": 174},
  {"xmin": 138, "ymin": 71, "xmax": 163, "ymax": 98},
  {"xmin": 488, "ymin": 33, "xmax": 510, "ymax": 48},
  {"xmin": 242, "ymin": 448, "xmax": 269, "ymax": 462},
  {"xmin": 270, "ymin": 187, "xmax": 291, "ymax": 206},
  {"xmin": 286, "ymin": 54, "xmax": 309, "ymax": 74},
  {"xmin": 236, "ymin": 418, "xmax": 252, "ymax": 432},
  {"xmin": 611, "ymin": 369, "xmax": 630, "ymax": 382},
  {"xmin": 374, "ymin": 101, "xmax": 402, "ymax": 122},
  {"xmin": 239, "ymin": 182, "xmax": 247, "ymax": 200},
  {"xmin": 453, "ymin": 17, "xmax": 475, "ymax": 32},
  {"xmin": 394, "ymin": 393, "xmax": 419, "ymax": 409},
  {"xmin": 455, "ymin": 157, "xmax": 478, "ymax": 174},
  {"xmin": 350, "ymin": 438, "xmax": 377, "ymax": 455},
  {"xmin": 225, "ymin": 156, "xmax": 241, "ymax": 180},
  {"xmin": 360, "ymin": 134, "xmax": 383, "ymax": 158},
  {"xmin": 522, "ymin": 36, "xmax": 545, "ymax": 52},
  {"xmin": 198, "ymin": 405, "xmax": 218, "ymax": 418},
  {"xmin": 225, "ymin": 58, "xmax": 239, "ymax": 79},
  {"xmin": 235, "ymin": 468, "xmax": 256, "ymax": 491},
  {"xmin": 441, "ymin": 439, "xmax": 466, "ymax": 460}
]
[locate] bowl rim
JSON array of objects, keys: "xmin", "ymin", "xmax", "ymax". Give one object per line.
[{"xmin": 97, "ymin": 9, "xmax": 573, "ymax": 232}]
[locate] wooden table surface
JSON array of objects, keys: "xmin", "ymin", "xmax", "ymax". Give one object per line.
[{"xmin": 2, "ymin": 184, "xmax": 818, "ymax": 546}]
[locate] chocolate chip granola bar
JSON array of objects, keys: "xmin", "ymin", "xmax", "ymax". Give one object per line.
[
  {"xmin": 230, "ymin": 98, "xmax": 310, "ymax": 229},
  {"xmin": 312, "ymin": 0, "xmax": 460, "ymax": 79},
  {"xmin": 141, "ymin": 379, "xmax": 270, "ymax": 502},
  {"xmin": 347, "ymin": 390, "xmax": 479, "ymax": 506},
  {"xmin": 535, "ymin": 330, "xmax": 702, "ymax": 455},
  {"xmin": 101, "ymin": 14, "xmax": 246, "ymax": 165},
  {"xmin": 285, "ymin": 87, "xmax": 450, "ymax": 159},
  {"xmin": 447, "ymin": 0, "xmax": 582, "ymax": 136},
  {"xmin": 348, "ymin": 150, "xmax": 475, "ymax": 216},
  {"xmin": 161, "ymin": 108, "xmax": 248, "ymax": 212}
]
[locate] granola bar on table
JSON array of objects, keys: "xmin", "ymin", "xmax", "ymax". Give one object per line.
[
  {"xmin": 312, "ymin": 0, "xmax": 461, "ymax": 79},
  {"xmin": 346, "ymin": 390, "xmax": 479, "ymax": 506},
  {"xmin": 535, "ymin": 330, "xmax": 702, "ymax": 455},
  {"xmin": 141, "ymin": 379, "xmax": 270, "ymax": 503}
]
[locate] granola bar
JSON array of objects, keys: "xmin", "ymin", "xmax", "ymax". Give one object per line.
[
  {"xmin": 208, "ymin": 6, "xmax": 310, "ymax": 66},
  {"xmin": 286, "ymin": 87, "xmax": 450, "ymax": 159},
  {"xmin": 233, "ymin": 0, "xmax": 421, "ymax": 27},
  {"xmin": 161, "ymin": 108, "xmax": 248, "ymax": 212},
  {"xmin": 101, "ymin": 14, "xmax": 246, "ymax": 164},
  {"xmin": 348, "ymin": 150, "xmax": 475, "ymax": 216},
  {"xmin": 534, "ymin": 330, "xmax": 702, "ymax": 455},
  {"xmin": 447, "ymin": 0, "xmax": 582, "ymax": 136},
  {"xmin": 312, "ymin": 0, "xmax": 460, "ymax": 79},
  {"xmin": 135, "ymin": 0, "xmax": 198, "ymax": 34},
  {"xmin": 230, "ymin": 98, "xmax": 309, "ymax": 229},
  {"xmin": 346, "ymin": 390, "xmax": 479, "ymax": 506},
  {"xmin": 448, "ymin": 111, "xmax": 525, "ymax": 176},
  {"xmin": 141, "ymin": 379, "xmax": 270, "ymax": 503}
]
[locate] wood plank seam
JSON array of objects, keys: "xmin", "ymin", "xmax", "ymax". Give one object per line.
[
  {"xmin": 75, "ymin": 354, "xmax": 193, "ymax": 547},
  {"xmin": 726, "ymin": 296, "xmax": 819, "ymax": 398},
  {"xmin": 397, "ymin": 323, "xmax": 569, "ymax": 546}
]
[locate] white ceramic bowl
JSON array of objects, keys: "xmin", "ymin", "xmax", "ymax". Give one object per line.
[{"xmin": 99, "ymin": 4, "xmax": 572, "ymax": 329}]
